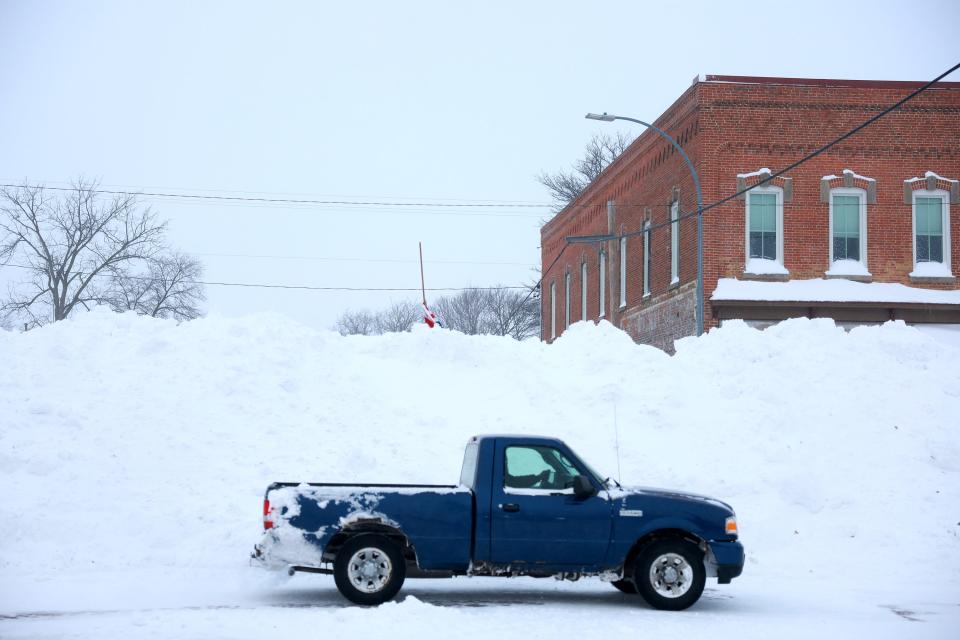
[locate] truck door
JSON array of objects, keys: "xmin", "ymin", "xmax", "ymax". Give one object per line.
[{"xmin": 490, "ymin": 442, "xmax": 611, "ymax": 567}]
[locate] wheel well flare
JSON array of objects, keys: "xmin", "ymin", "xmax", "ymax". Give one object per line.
[
  {"xmin": 623, "ymin": 529, "xmax": 705, "ymax": 578},
  {"xmin": 324, "ymin": 523, "xmax": 415, "ymax": 564}
]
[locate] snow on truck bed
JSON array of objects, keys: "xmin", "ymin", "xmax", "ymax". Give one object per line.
[{"xmin": 0, "ymin": 309, "xmax": 958, "ymax": 638}]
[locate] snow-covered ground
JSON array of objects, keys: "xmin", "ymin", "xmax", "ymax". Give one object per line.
[{"xmin": 1, "ymin": 310, "xmax": 958, "ymax": 638}]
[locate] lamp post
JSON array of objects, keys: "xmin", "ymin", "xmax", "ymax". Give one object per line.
[{"xmin": 583, "ymin": 112, "xmax": 704, "ymax": 336}]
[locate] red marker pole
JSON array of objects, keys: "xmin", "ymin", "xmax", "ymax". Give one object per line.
[{"xmin": 419, "ymin": 241, "xmax": 427, "ymax": 306}]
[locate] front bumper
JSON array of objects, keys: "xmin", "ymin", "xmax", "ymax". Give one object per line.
[{"xmin": 707, "ymin": 540, "xmax": 744, "ymax": 584}]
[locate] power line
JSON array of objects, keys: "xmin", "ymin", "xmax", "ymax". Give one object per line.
[
  {"xmin": 132, "ymin": 196, "xmax": 548, "ymax": 219},
  {"xmin": 0, "ymin": 180, "xmax": 713, "ymax": 216},
  {"xmin": 0, "ymin": 182, "xmax": 552, "ymax": 210},
  {"xmin": 0, "ymin": 262, "xmax": 529, "ymax": 293},
  {"xmin": 189, "ymin": 251, "xmax": 533, "ymax": 266},
  {"xmin": 11, "ymin": 179, "xmax": 551, "ymax": 206}
]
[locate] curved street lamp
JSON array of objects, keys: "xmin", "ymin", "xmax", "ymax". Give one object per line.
[{"xmin": 584, "ymin": 112, "xmax": 704, "ymax": 337}]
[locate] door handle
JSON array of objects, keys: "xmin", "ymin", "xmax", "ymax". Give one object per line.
[{"xmin": 501, "ymin": 503, "xmax": 520, "ymax": 513}]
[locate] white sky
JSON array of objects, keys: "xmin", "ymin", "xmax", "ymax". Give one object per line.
[{"xmin": 1, "ymin": 0, "xmax": 958, "ymax": 330}]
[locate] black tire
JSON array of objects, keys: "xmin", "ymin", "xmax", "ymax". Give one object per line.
[
  {"xmin": 611, "ymin": 579, "xmax": 638, "ymax": 594},
  {"xmin": 333, "ymin": 534, "xmax": 406, "ymax": 605},
  {"xmin": 634, "ymin": 538, "xmax": 706, "ymax": 611}
]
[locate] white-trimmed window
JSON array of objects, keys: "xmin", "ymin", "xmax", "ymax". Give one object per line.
[
  {"xmin": 745, "ymin": 186, "xmax": 787, "ymax": 275},
  {"xmin": 619, "ymin": 236, "xmax": 627, "ymax": 308},
  {"xmin": 549, "ymin": 281, "xmax": 556, "ymax": 340},
  {"xmin": 826, "ymin": 188, "xmax": 869, "ymax": 277},
  {"xmin": 643, "ymin": 221, "xmax": 651, "ymax": 297},
  {"xmin": 911, "ymin": 190, "xmax": 952, "ymax": 278},
  {"xmin": 564, "ymin": 271, "xmax": 571, "ymax": 329},
  {"xmin": 670, "ymin": 201, "xmax": 680, "ymax": 284},
  {"xmin": 580, "ymin": 262, "xmax": 587, "ymax": 321},
  {"xmin": 598, "ymin": 251, "xmax": 606, "ymax": 318}
]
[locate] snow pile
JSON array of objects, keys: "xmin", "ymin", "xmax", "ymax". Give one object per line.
[{"xmin": 1, "ymin": 309, "xmax": 958, "ymax": 604}]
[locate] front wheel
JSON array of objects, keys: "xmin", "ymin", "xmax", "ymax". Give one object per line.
[
  {"xmin": 634, "ymin": 539, "xmax": 706, "ymax": 610},
  {"xmin": 333, "ymin": 534, "xmax": 406, "ymax": 605}
]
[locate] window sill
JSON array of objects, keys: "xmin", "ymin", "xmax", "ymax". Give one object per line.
[
  {"xmin": 668, "ymin": 279, "xmax": 681, "ymax": 290},
  {"xmin": 909, "ymin": 275, "xmax": 956, "ymax": 284},
  {"xmin": 744, "ymin": 258, "xmax": 789, "ymax": 277},
  {"xmin": 910, "ymin": 264, "xmax": 954, "ymax": 280},
  {"xmin": 741, "ymin": 272, "xmax": 790, "ymax": 282},
  {"xmin": 825, "ymin": 273, "xmax": 872, "ymax": 283},
  {"xmin": 826, "ymin": 260, "xmax": 871, "ymax": 279}
]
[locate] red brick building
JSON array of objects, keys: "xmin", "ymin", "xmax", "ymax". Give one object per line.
[{"xmin": 540, "ymin": 75, "xmax": 960, "ymax": 351}]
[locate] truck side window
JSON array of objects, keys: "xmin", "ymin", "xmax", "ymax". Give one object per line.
[
  {"xmin": 504, "ymin": 446, "xmax": 580, "ymax": 491},
  {"xmin": 459, "ymin": 442, "xmax": 479, "ymax": 489}
]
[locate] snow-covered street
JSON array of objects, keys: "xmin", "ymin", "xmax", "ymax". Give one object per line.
[
  {"xmin": 2, "ymin": 311, "xmax": 958, "ymax": 638},
  {"xmin": 2, "ymin": 570, "xmax": 957, "ymax": 639}
]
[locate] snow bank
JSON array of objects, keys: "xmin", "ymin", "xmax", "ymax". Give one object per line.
[{"xmin": 1, "ymin": 309, "xmax": 958, "ymax": 598}]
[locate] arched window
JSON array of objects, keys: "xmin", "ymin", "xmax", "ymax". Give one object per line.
[
  {"xmin": 580, "ymin": 262, "xmax": 588, "ymax": 321},
  {"xmin": 822, "ymin": 169, "xmax": 874, "ymax": 277},
  {"xmin": 904, "ymin": 171, "xmax": 956, "ymax": 279},
  {"xmin": 737, "ymin": 168, "xmax": 791, "ymax": 276},
  {"xmin": 598, "ymin": 251, "xmax": 606, "ymax": 318},
  {"xmin": 744, "ymin": 185, "xmax": 786, "ymax": 275},
  {"xmin": 643, "ymin": 221, "xmax": 652, "ymax": 297},
  {"xmin": 549, "ymin": 280, "xmax": 556, "ymax": 340},
  {"xmin": 670, "ymin": 200, "xmax": 680, "ymax": 284},
  {"xmin": 619, "ymin": 236, "xmax": 627, "ymax": 308}
]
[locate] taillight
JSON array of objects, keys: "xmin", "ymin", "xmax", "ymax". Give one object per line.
[{"xmin": 263, "ymin": 499, "xmax": 273, "ymax": 530}]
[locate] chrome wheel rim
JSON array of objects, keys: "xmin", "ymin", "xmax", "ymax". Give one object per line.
[
  {"xmin": 347, "ymin": 547, "xmax": 392, "ymax": 593},
  {"xmin": 648, "ymin": 552, "xmax": 694, "ymax": 598}
]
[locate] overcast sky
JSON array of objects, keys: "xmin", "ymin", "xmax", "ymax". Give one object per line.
[{"xmin": 1, "ymin": 0, "xmax": 958, "ymax": 330}]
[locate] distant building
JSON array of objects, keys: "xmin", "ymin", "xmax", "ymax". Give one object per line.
[{"xmin": 540, "ymin": 75, "xmax": 960, "ymax": 351}]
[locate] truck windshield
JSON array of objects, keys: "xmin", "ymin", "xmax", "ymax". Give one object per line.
[
  {"xmin": 580, "ymin": 459, "xmax": 609, "ymax": 487},
  {"xmin": 565, "ymin": 444, "xmax": 609, "ymax": 488}
]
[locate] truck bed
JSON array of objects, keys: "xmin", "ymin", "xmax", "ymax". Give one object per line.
[{"xmin": 257, "ymin": 482, "xmax": 474, "ymax": 572}]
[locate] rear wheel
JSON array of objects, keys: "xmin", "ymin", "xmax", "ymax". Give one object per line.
[
  {"xmin": 634, "ymin": 539, "xmax": 705, "ymax": 610},
  {"xmin": 333, "ymin": 534, "xmax": 406, "ymax": 605}
]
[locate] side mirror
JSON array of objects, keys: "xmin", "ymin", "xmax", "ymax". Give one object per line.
[{"xmin": 573, "ymin": 474, "xmax": 597, "ymax": 499}]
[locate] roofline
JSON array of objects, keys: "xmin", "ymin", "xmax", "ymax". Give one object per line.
[
  {"xmin": 470, "ymin": 434, "xmax": 565, "ymax": 443},
  {"xmin": 541, "ymin": 81, "xmax": 701, "ymax": 240},
  {"xmin": 702, "ymin": 74, "xmax": 960, "ymax": 90}
]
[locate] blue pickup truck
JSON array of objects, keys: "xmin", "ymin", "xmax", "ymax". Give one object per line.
[{"xmin": 251, "ymin": 435, "xmax": 744, "ymax": 609}]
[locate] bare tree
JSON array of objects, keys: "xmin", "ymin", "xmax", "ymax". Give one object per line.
[
  {"xmin": 375, "ymin": 300, "xmax": 421, "ymax": 334},
  {"xmin": 537, "ymin": 132, "xmax": 634, "ymax": 208},
  {"xmin": 483, "ymin": 287, "xmax": 539, "ymax": 340},
  {"xmin": 333, "ymin": 286, "xmax": 540, "ymax": 340},
  {"xmin": 434, "ymin": 288, "xmax": 486, "ymax": 335},
  {"xmin": 106, "ymin": 252, "xmax": 205, "ymax": 320},
  {"xmin": 0, "ymin": 180, "xmax": 204, "ymax": 326},
  {"xmin": 336, "ymin": 309, "xmax": 379, "ymax": 336}
]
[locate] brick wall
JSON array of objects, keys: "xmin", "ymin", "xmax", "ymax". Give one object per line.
[
  {"xmin": 541, "ymin": 76, "xmax": 960, "ymax": 349},
  {"xmin": 699, "ymin": 78, "xmax": 960, "ymax": 330},
  {"xmin": 620, "ymin": 282, "xmax": 696, "ymax": 353}
]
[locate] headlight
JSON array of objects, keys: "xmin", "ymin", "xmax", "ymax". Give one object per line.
[{"xmin": 725, "ymin": 516, "xmax": 738, "ymax": 536}]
